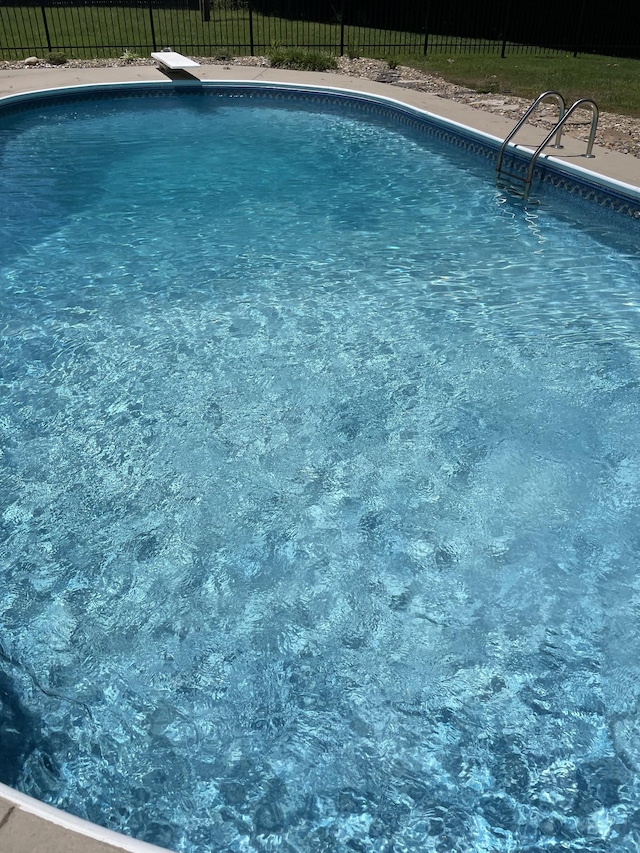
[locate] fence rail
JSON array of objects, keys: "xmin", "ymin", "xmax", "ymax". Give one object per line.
[{"xmin": 1, "ymin": 0, "xmax": 639, "ymax": 60}]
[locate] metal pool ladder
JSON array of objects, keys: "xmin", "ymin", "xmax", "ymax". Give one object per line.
[{"xmin": 496, "ymin": 91, "xmax": 599, "ymax": 202}]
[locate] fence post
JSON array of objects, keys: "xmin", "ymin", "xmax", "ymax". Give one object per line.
[
  {"xmin": 148, "ymin": 2, "xmax": 157, "ymax": 51},
  {"xmin": 573, "ymin": 0, "xmax": 586, "ymax": 57},
  {"xmin": 423, "ymin": 0, "xmax": 429, "ymax": 55},
  {"xmin": 500, "ymin": 0, "xmax": 512, "ymax": 58},
  {"xmin": 339, "ymin": 0, "xmax": 345, "ymax": 55},
  {"xmin": 248, "ymin": 0, "xmax": 254, "ymax": 56},
  {"xmin": 41, "ymin": 6, "xmax": 52, "ymax": 52}
]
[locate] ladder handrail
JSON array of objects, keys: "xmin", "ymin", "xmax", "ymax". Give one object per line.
[
  {"xmin": 495, "ymin": 90, "xmax": 566, "ymax": 178},
  {"xmin": 522, "ymin": 98, "xmax": 600, "ymax": 196}
]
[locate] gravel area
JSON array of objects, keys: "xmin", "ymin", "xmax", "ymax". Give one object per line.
[{"xmin": 3, "ymin": 54, "xmax": 640, "ymax": 159}]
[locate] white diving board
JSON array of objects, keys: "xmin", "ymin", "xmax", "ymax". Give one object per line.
[{"xmin": 151, "ymin": 51, "xmax": 200, "ymax": 71}]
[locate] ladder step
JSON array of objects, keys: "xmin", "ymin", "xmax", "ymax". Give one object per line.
[
  {"xmin": 496, "ymin": 184, "xmax": 528, "ymax": 196},
  {"xmin": 497, "ymin": 184, "xmax": 526, "ymax": 197},
  {"xmin": 496, "ymin": 173, "xmax": 530, "ymax": 187},
  {"xmin": 497, "ymin": 169, "xmax": 527, "ymax": 182},
  {"xmin": 496, "ymin": 175, "xmax": 530, "ymax": 196}
]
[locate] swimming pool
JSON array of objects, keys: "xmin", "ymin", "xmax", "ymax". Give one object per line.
[{"xmin": 1, "ymin": 82, "xmax": 640, "ymax": 853}]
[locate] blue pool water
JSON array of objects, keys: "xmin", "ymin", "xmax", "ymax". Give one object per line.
[{"xmin": 1, "ymin": 87, "xmax": 640, "ymax": 853}]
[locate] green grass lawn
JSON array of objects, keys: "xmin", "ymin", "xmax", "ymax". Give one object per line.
[
  {"xmin": 0, "ymin": 5, "xmax": 419, "ymax": 59},
  {"xmin": 403, "ymin": 52, "xmax": 640, "ymax": 117},
  {"xmin": 0, "ymin": 5, "xmax": 252, "ymax": 58},
  {"xmin": 1, "ymin": 5, "xmax": 639, "ymax": 116}
]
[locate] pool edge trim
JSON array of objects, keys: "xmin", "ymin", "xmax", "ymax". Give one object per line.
[{"xmin": 0, "ymin": 781, "xmax": 172, "ymax": 852}]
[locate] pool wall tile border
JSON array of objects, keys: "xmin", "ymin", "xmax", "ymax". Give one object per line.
[
  {"xmin": 0, "ymin": 782, "xmax": 171, "ymax": 853},
  {"xmin": 1, "ymin": 79, "xmax": 640, "ymax": 219}
]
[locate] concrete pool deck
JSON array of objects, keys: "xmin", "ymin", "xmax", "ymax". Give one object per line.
[{"xmin": 0, "ymin": 61, "xmax": 638, "ymax": 853}]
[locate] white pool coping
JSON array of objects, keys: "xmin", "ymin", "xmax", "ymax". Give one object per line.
[{"xmin": 0, "ymin": 781, "xmax": 172, "ymax": 852}]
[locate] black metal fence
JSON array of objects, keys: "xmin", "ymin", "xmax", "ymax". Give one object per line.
[{"xmin": 1, "ymin": 0, "xmax": 639, "ymax": 60}]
